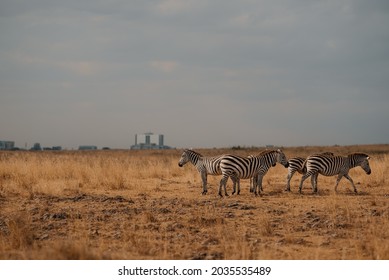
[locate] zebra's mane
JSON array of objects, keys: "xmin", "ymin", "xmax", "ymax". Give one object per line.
[
  {"xmin": 184, "ymin": 149, "xmax": 203, "ymax": 157},
  {"xmin": 348, "ymin": 152, "xmax": 369, "ymax": 158},
  {"xmin": 257, "ymin": 149, "xmax": 280, "ymax": 157}
]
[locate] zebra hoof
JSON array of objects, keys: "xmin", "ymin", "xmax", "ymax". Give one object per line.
[{"xmin": 202, "ymin": 191, "xmax": 207, "ymax": 195}]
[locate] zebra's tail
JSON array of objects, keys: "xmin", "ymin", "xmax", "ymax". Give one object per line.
[{"xmin": 300, "ymin": 159, "xmax": 308, "ymax": 174}]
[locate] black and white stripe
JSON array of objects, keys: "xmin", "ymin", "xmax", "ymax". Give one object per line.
[
  {"xmin": 299, "ymin": 153, "xmax": 371, "ymax": 194},
  {"xmin": 178, "ymin": 149, "xmax": 223, "ymax": 195},
  {"xmin": 218, "ymin": 149, "xmax": 289, "ymax": 197},
  {"xmin": 285, "ymin": 157, "xmax": 306, "ymax": 192},
  {"xmin": 285, "ymin": 152, "xmax": 334, "ymax": 192}
]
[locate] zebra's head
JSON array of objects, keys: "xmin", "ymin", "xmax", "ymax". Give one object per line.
[
  {"xmin": 357, "ymin": 153, "xmax": 371, "ymax": 175},
  {"xmin": 276, "ymin": 149, "xmax": 289, "ymax": 168},
  {"xmin": 178, "ymin": 149, "xmax": 191, "ymax": 167},
  {"xmin": 178, "ymin": 149, "xmax": 201, "ymax": 167}
]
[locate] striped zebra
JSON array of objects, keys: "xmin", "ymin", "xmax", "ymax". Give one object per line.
[
  {"xmin": 298, "ymin": 153, "xmax": 371, "ymax": 194},
  {"xmin": 218, "ymin": 149, "xmax": 289, "ymax": 197},
  {"xmin": 285, "ymin": 152, "xmax": 334, "ymax": 192},
  {"xmin": 178, "ymin": 149, "xmax": 223, "ymax": 195},
  {"xmin": 248, "ymin": 150, "xmax": 277, "ymax": 193}
]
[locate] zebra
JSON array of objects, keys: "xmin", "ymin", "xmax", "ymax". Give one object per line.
[
  {"xmin": 218, "ymin": 149, "xmax": 289, "ymax": 197},
  {"xmin": 285, "ymin": 152, "xmax": 334, "ymax": 192},
  {"xmin": 178, "ymin": 149, "xmax": 223, "ymax": 195},
  {"xmin": 247, "ymin": 150, "xmax": 276, "ymax": 193},
  {"xmin": 298, "ymin": 153, "xmax": 371, "ymax": 194}
]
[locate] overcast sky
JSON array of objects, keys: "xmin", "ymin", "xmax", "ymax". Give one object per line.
[{"xmin": 1, "ymin": 0, "xmax": 388, "ymax": 149}]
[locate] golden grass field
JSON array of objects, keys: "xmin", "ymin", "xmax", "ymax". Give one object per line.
[{"xmin": 0, "ymin": 145, "xmax": 388, "ymax": 260}]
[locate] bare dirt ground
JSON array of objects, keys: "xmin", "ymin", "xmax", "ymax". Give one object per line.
[{"xmin": 0, "ymin": 145, "xmax": 388, "ymax": 259}]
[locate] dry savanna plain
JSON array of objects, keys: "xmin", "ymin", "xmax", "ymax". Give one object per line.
[{"xmin": 0, "ymin": 145, "xmax": 388, "ymax": 260}]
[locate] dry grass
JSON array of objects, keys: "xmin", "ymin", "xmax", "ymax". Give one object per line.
[{"xmin": 0, "ymin": 145, "xmax": 388, "ymax": 259}]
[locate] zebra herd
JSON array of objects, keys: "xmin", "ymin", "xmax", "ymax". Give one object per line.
[{"xmin": 178, "ymin": 149, "xmax": 371, "ymax": 197}]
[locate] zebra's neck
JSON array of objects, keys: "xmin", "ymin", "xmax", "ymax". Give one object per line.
[
  {"xmin": 188, "ymin": 151, "xmax": 201, "ymax": 165},
  {"xmin": 263, "ymin": 152, "xmax": 276, "ymax": 161},
  {"xmin": 259, "ymin": 152, "xmax": 277, "ymax": 166},
  {"xmin": 347, "ymin": 154, "xmax": 362, "ymax": 168}
]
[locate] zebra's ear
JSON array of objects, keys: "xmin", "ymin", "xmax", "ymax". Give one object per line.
[{"xmin": 277, "ymin": 149, "xmax": 282, "ymax": 153}]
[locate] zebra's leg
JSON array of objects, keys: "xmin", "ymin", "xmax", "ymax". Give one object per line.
[
  {"xmin": 250, "ymin": 176, "xmax": 257, "ymax": 193},
  {"xmin": 299, "ymin": 172, "xmax": 312, "ymax": 194},
  {"xmin": 260, "ymin": 174, "xmax": 264, "ymax": 192},
  {"xmin": 224, "ymin": 177, "xmax": 229, "ymax": 197},
  {"xmin": 255, "ymin": 176, "xmax": 263, "ymax": 196},
  {"xmin": 285, "ymin": 171, "xmax": 295, "ymax": 192},
  {"xmin": 237, "ymin": 178, "xmax": 241, "ymax": 195},
  {"xmin": 343, "ymin": 174, "xmax": 358, "ymax": 193},
  {"xmin": 251, "ymin": 177, "xmax": 256, "ymax": 193},
  {"xmin": 311, "ymin": 173, "xmax": 319, "ymax": 193},
  {"xmin": 231, "ymin": 177, "xmax": 237, "ymax": 195},
  {"xmin": 250, "ymin": 175, "xmax": 258, "ymax": 193},
  {"xmin": 219, "ymin": 175, "xmax": 229, "ymax": 197},
  {"xmin": 201, "ymin": 171, "xmax": 208, "ymax": 195},
  {"xmin": 334, "ymin": 174, "xmax": 344, "ymax": 193}
]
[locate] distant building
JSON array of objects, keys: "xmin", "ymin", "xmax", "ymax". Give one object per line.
[
  {"xmin": 36, "ymin": 145, "xmax": 62, "ymax": 151},
  {"xmin": 0, "ymin": 141, "xmax": 15, "ymax": 150},
  {"xmin": 78, "ymin": 145, "xmax": 98, "ymax": 150},
  {"xmin": 131, "ymin": 132, "xmax": 171, "ymax": 150},
  {"xmin": 30, "ymin": 143, "xmax": 42, "ymax": 151}
]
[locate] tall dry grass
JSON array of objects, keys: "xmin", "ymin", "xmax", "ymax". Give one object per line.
[
  {"xmin": 0, "ymin": 150, "xmax": 182, "ymax": 197},
  {"xmin": 0, "ymin": 145, "xmax": 388, "ymax": 259}
]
